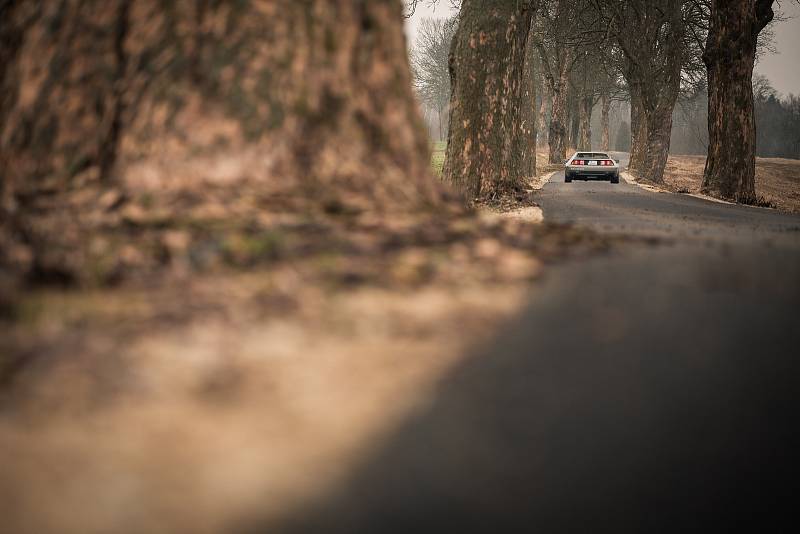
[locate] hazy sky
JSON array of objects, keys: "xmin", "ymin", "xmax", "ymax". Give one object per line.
[
  {"xmin": 405, "ymin": 2, "xmax": 800, "ymax": 97},
  {"xmin": 757, "ymin": 2, "xmax": 800, "ymax": 96}
]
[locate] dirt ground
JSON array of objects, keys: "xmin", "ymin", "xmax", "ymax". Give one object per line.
[
  {"xmin": 0, "ymin": 163, "xmax": 616, "ymax": 533},
  {"xmin": 661, "ymin": 154, "xmax": 800, "ymax": 213},
  {"xmin": 1, "ymin": 271, "xmax": 532, "ymax": 533}
]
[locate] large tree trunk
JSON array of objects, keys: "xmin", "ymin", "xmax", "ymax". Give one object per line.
[
  {"xmin": 641, "ymin": 104, "xmax": 677, "ymax": 183},
  {"xmin": 0, "ymin": 0, "xmax": 443, "ymax": 278},
  {"xmin": 537, "ymin": 77, "xmax": 549, "ymax": 148},
  {"xmin": 600, "ymin": 92, "xmax": 611, "ymax": 151},
  {"xmin": 0, "ymin": 0, "xmax": 26, "ymax": 217},
  {"xmin": 0, "ymin": 0, "xmax": 437, "ymax": 205},
  {"xmin": 701, "ymin": 0, "xmax": 774, "ymax": 202},
  {"xmin": 521, "ymin": 19, "xmax": 538, "ymax": 179},
  {"xmin": 577, "ymin": 95, "xmax": 593, "ymax": 150},
  {"xmin": 569, "ymin": 100, "xmax": 580, "ymax": 150},
  {"xmin": 547, "ymin": 60, "xmax": 571, "ymax": 164},
  {"xmin": 443, "ymin": 0, "xmax": 535, "ymax": 200},
  {"xmin": 629, "ymin": 87, "xmax": 649, "ymax": 173},
  {"xmin": 618, "ymin": 3, "xmax": 683, "ymax": 182}
]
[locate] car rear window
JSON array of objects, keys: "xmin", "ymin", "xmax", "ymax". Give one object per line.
[{"xmin": 575, "ymin": 153, "xmax": 610, "ymax": 159}]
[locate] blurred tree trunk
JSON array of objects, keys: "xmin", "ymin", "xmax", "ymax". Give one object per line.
[
  {"xmin": 629, "ymin": 86, "xmax": 648, "ymax": 173},
  {"xmin": 443, "ymin": 0, "xmax": 536, "ymax": 200},
  {"xmin": 0, "ymin": 0, "xmax": 446, "ymax": 280},
  {"xmin": 702, "ymin": 0, "xmax": 774, "ymax": 202},
  {"xmin": 569, "ymin": 94, "xmax": 580, "ymax": 150},
  {"xmin": 521, "ymin": 20, "xmax": 538, "ymax": 179},
  {"xmin": 547, "ymin": 63, "xmax": 571, "ymax": 163},
  {"xmin": 577, "ymin": 95, "xmax": 593, "ymax": 150},
  {"xmin": 0, "ymin": 0, "xmax": 24, "ymax": 218},
  {"xmin": 600, "ymin": 92, "xmax": 610, "ymax": 151},
  {"xmin": 0, "ymin": 0, "xmax": 440, "ymax": 214},
  {"xmin": 537, "ymin": 76, "xmax": 549, "ymax": 148}
]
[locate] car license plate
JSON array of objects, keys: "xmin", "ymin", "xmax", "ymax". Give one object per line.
[{"xmin": 588, "ymin": 160, "xmax": 598, "ymax": 166}]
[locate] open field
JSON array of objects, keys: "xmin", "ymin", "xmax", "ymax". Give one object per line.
[
  {"xmin": 662, "ymin": 155, "xmax": 800, "ymax": 213},
  {"xmin": 431, "ymin": 141, "xmax": 447, "ymax": 174}
]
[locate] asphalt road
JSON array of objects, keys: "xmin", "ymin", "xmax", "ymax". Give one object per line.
[
  {"xmin": 540, "ymin": 153, "xmax": 800, "ymax": 244},
  {"xmin": 272, "ymin": 160, "xmax": 800, "ymax": 534}
]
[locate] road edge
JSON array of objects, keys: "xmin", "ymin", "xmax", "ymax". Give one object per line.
[{"xmin": 621, "ymin": 171, "xmax": 739, "ymax": 206}]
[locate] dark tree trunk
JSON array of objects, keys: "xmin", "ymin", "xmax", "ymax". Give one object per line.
[
  {"xmin": 600, "ymin": 92, "xmax": 610, "ymax": 151},
  {"xmin": 547, "ymin": 63, "xmax": 571, "ymax": 163},
  {"xmin": 642, "ymin": 105, "xmax": 676, "ymax": 183},
  {"xmin": 537, "ymin": 77, "xmax": 549, "ymax": 148},
  {"xmin": 702, "ymin": 0, "xmax": 774, "ymax": 202},
  {"xmin": 569, "ymin": 100, "xmax": 580, "ymax": 150},
  {"xmin": 617, "ymin": 2, "xmax": 683, "ymax": 183},
  {"xmin": 521, "ymin": 18, "xmax": 538, "ymax": 178},
  {"xmin": 629, "ymin": 86, "xmax": 649, "ymax": 173},
  {"xmin": 443, "ymin": 0, "xmax": 536, "ymax": 200},
  {"xmin": 577, "ymin": 95, "xmax": 593, "ymax": 150}
]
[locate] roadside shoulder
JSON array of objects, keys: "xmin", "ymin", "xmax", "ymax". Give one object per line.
[{"xmin": 622, "ymin": 171, "xmax": 737, "ymax": 206}]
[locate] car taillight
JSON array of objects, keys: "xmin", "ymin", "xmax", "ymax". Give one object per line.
[
  {"xmin": 573, "ymin": 160, "xmax": 584, "ymax": 165},
  {"xmin": 602, "ymin": 160, "xmax": 613, "ymax": 166}
]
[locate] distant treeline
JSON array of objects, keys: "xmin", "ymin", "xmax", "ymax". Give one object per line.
[{"xmin": 665, "ymin": 75, "xmax": 800, "ymax": 159}]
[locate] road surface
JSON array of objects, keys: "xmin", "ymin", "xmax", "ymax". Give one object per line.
[
  {"xmin": 539, "ymin": 154, "xmax": 800, "ymax": 244},
  {"xmin": 272, "ymin": 161, "xmax": 800, "ymax": 534}
]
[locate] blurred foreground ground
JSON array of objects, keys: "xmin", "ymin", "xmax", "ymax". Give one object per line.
[{"xmin": 0, "ymin": 166, "xmax": 614, "ymax": 533}]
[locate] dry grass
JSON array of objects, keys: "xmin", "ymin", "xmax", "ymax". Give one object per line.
[
  {"xmin": 662, "ymin": 155, "xmax": 800, "ymax": 213},
  {"xmin": 431, "ymin": 141, "xmax": 446, "ymax": 175}
]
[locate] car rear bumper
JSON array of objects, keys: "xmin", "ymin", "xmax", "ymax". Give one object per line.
[{"xmin": 567, "ymin": 169, "xmax": 619, "ymax": 178}]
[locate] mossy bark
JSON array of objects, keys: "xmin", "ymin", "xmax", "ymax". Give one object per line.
[
  {"xmin": 702, "ymin": 0, "xmax": 774, "ymax": 202},
  {"xmin": 442, "ymin": 0, "xmax": 536, "ymax": 200}
]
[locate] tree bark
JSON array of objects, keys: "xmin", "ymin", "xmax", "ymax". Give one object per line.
[
  {"xmin": 0, "ymin": 0, "xmax": 447, "ymax": 280},
  {"xmin": 577, "ymin": 95, "xmax": 593, "ymax": 150},
  {"xmin": 521, "ymin": 18, "xmax": 538, "ymax": 179},
  {"xmin": 642, "ymin": 106, "xmax": 676, "ymax": 183},
  {"xmin": 0, "ymin": 0, "xmax": 26, "ymax": 217},
  {"xmin": 569, "ymin": 100, "xmax": 580, "ymax": 150},
  {"xmin": 600, "ymin": 92, "xmax": 611, "ymax": 151},
  {"xmin": 548, "ymin": 62, "xmax": 569, "ymax": 164},
  {"xmin": 616, "ymin": 2, "xmax": 683, "ymax": 183},
  {"xmin": 0, "ymin": 0, "xmax": 440, "ymax": 213},
  {"xmin": 537, "ymin": 76, "xmax": 549, "ymax": 148},
  {"xmin": 443, "ymin": 0, "xmax": 536, "ymax": 200},
  {"xmin": 701, "ymin": 0, "xmax": 774, "ymax": 202},
  {"xmin": 629, "ymin": 86, "xmax": 649, "ymax": 173}
]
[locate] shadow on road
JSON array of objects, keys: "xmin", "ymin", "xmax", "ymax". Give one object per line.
[{"xmin": 266, "ymin": 244, "xmax": 800, "ymax": 533}]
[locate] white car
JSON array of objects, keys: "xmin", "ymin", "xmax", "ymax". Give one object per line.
[{"xmin": 565, "ymin": 152, "xmax": 620, "ymax": 184}]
